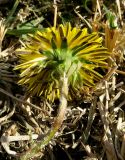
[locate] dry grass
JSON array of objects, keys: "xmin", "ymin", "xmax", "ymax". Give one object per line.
[{"xmin": 0, "ymin": 0, "xmax": 125, "ymax": 160}]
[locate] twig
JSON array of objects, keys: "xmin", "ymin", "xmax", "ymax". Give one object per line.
[
  {"xmin": 112, "ymin": 75, "xmax": 116, "ymax": 91},
  {"xmin": 114, "ymin": 100, "xmax": 125, "ymax": 112},
  {"xmin": 121, "ymin": 134, "xmax": 125, "ymax": 159},
  {"xmin": 96, "ymin": 0, "xmax": 101, "ymax": 17},
  {"xmin": 0, "ymin": 106, "xmax": 15, "ymax": 123},
  {"xmin": 105, "ymin": 81, "xmax": 110, "ymax": 118},
  {"xmin": 1, "ymin": 134, "xmax": 38, "ymax": 142},
  {"xmin": 103, "ymin": 66, "xmax": 118, "ymax": 81},
  {"xmin": 81, "ymin": 142, "xmax": 98, "ymax": 159},
  {"xmin": 0, "ymin": 88, "xmax": 47, "ymax": 112},
  {"xmin": 1, "ymin": 134, "xmax": 38, "ymax": 155},
  {"xmin": 53, "ymin": 0, "xmax": 57, "ymax": 27},
  {"xmin": 115, "ymin": 112, "xmax": 124, "ymax": 160},
  {"xmin": 95, "ymin": 66, "xmax": 118, "ymax": 91},
  {"xmin": 116, "ymin": 0, "xmax": 123, "ymax": 25},
  {"xmin": 82, "ymin": 96, "xmax": 97, "ymax": 143},
  {"xmin": 98, "ymin": 100, "xmax": 118, "ymax": 160},
  {"xmin": 109, "ymin": 90, "xmax": 122, "ymax": 108},
  {"xmin": 74, "ymin": 7, "xmax": 92, "ymax": 30}
]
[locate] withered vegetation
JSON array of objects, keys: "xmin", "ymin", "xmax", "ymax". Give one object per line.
[{"xmin": 0, "ymin": 0, "xmax": 125, "ymax": 160}]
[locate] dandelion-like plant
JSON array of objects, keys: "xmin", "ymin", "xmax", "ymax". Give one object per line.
[
  {"xmin": 15, "ymin": 23, "xmax": 110, "ymax": 159},
  {"xmin": 16, "ymin": 23, "xmax": 109, "ymax": 100}
]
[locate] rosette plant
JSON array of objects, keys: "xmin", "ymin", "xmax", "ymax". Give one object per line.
[{"xmin": 15, "ymin": 23, "xmax": 110, "ymax": 159}]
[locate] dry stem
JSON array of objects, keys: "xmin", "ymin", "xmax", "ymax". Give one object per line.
[{"xmin": 20, "ymin": 73, "xmax": 68, "ymax": 160}]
